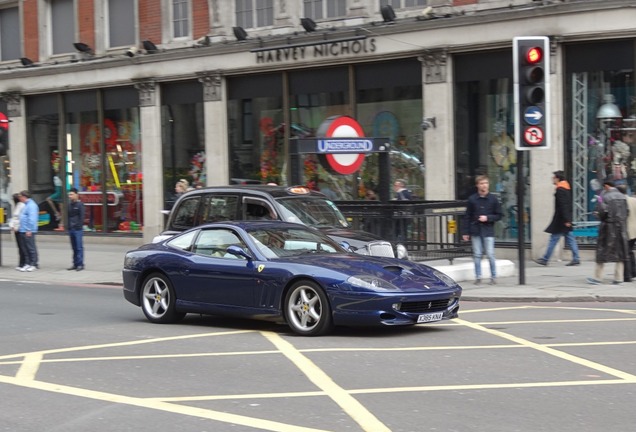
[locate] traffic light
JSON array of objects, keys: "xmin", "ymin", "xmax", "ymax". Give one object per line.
[{"xmin": 513, "ymin": 36, "xmax": 550, "ymax": 150}]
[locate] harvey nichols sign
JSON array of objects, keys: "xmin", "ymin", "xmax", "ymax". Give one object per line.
[{"xmin": 252, "ymin": 36, "xmax": 377, "ymax": 64}]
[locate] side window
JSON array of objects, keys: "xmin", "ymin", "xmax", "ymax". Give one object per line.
[
  {"xmin": 193, "ymin": 228, "xmax": 249, "ymax": 259},
  {"xmin": 200, "ymin": 195, "xmax": 239, "ymax": 223},
  {"xmin": 166, "ymin": 230, "xmax": 198, "ymax": 252},
  {"xmin": 243, "ymin": 197, "xmax": 277, "ymax": 220},
  {"xmin": 172, "ymin": 197, "xmax": 200, "ymax": 229}
]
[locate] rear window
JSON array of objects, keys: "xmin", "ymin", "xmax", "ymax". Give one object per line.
[{"xmin": 172, "ymin": 197, "xmax": 200, "ymax": 229}]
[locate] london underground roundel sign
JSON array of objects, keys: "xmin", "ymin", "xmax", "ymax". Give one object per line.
[{"xmin": 316, "ymin": 116, "xmax": 367, "ymax": 175}]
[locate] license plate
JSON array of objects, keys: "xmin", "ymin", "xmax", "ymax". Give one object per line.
[{"xmin": 417, "ymin": 312, "xmax": 444, "ymax": 323}]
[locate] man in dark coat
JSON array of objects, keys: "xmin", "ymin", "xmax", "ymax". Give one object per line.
[
  {"xmin": 587, "ymin": 179, "xmax": 629, "ymax": 285},
  {"xmin": 462, "ymin": 175, "xmax": 502, "ymax": 285},
  {"xmin": 535, "ymin": 170, "xmax": 581, "ymax": 266}
]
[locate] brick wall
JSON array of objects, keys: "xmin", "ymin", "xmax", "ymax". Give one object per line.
[
  {"xmin": 77, "ymin": 0, "xmax": 95, "ymax": 49},
  {"xmin": 139, "ymin": 0, "xmax": 162, "ymax": 42},
  {"xmin": 192, "ymin": 0, "xmax": 210, "ymax": 39},
  {"xmin": 22, "ymin": 0, "xmax": 39, "ymax": 61}
]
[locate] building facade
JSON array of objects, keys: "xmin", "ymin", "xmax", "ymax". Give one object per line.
[{"xmin": 0, "ymin": 0, "xmax": 633, "ymax": 255}]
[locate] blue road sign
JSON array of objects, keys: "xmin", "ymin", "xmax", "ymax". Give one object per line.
[{"xmin": 524, "ymin": 106, "xmax": 544, "ymax": 125}]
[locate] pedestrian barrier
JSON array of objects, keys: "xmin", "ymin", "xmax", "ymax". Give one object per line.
[{"xmin": 335, "ymin": 200, "xmax": 471, "ymax": 263}]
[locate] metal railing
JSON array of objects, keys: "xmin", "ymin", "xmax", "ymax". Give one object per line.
[{"xmin": 335, "ymin": 200, "xmax": 471, "ymax": 263}]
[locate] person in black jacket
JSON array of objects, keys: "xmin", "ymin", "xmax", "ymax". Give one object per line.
[
  {"xmin": 66, "ymin": 188, "xmax": 86, "ymax": 271},
  {"xmin": 535, "ymin": 170, "xmax": 581, "ymax": 266},
  {"xmin": 462, "ymin": 175, "xmax": 502, "ymax": 285}
]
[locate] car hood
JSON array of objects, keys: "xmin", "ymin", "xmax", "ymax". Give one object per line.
[{"xmin": 279, "ymin": 254, "xmax": 459, "ymax": 291}]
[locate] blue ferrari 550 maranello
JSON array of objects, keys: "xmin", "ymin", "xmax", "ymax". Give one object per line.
[{"xmin": 123, "ymin": 221, "xmax": 462, "ymax": 336}]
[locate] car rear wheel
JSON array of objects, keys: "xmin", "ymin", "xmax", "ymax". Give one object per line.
[
  {"xmin": 140, "ymin": 273, "xmax": 185, "ymax": 324},
  {"xmin": 284, "ymin": 280, "xmax": 333, "ymax": 336}
]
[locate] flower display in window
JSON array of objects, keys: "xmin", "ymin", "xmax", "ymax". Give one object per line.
[{"xmin": 189, "ymin": 151, "xmax": 206, "ymax": 185}]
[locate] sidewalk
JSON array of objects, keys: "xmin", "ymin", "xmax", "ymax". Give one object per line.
[{"xmin": 0, "ymin": 233, "xmax": 634, "ymax": 302}]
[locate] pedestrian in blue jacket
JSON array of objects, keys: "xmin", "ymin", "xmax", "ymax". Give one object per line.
[{"xmin": 17, "ymin": 190, "xmax": 39, "ymax": 272}]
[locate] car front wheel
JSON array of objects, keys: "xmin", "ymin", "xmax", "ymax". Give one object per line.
[
  {"xmin": 140, "ymin": 272, "xmax": 185, "ymax": 324},
  {"xmin": 284, "ymin": 280, "xmax": 333, "ymax": 336}
]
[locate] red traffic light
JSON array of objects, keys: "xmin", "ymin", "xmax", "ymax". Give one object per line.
[{"xmin": 525, "ymin": 47, "xmax": 543, "ymax": 64}]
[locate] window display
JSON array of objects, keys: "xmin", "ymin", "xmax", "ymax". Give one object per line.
[
  {"xmin": 565, "ymin": 40, "xmax": 635, "ymax": 243},
  {"xmin": 455, "ymin": 50, "xmax": 530, "ymax": 242}
]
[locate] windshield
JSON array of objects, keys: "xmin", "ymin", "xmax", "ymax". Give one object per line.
[
  {"xmin": 274, "ymin": 197, "xmax": 349, "ymax": 228},
  {"xmin": 248, "ymin": 227, "xmax": 345, "ymax": 258}
]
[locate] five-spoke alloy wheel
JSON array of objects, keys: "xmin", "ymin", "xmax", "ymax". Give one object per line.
[
  {"xmin": 284, "ymin": 280, "xmax": 333, "ymax": 336},
  {"xmin": 140, "ymin": 272, "xmax": 185, "ymax": 324}
]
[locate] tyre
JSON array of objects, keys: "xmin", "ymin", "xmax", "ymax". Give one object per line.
[
  {"xmin": 140, "ymin": 272, "xmax": 185, "ymax": 324},
  {"xmin": 284, "ymin": 280, "xmax": 333, "ymax": 336}
]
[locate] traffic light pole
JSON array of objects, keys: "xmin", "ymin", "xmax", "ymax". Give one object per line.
[{"xmin": 517, "ymin": 150, "xmax": 525, "ymax": 285}]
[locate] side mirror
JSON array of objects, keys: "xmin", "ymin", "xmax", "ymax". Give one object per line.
[
  {"xmin": 339, "ymin": 241, "xmax": 351, "ymax": 251},
  {"xmin": 226, "ymin": 245, "xmax": 252, "ymax": 260}
]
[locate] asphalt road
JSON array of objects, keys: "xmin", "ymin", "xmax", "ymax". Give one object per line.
[{"xmin": 1, "ymin": 280, "xmax": 636, "ymax": 432}]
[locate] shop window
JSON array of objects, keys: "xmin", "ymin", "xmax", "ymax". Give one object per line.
[
  {"xmin": 103, "ymin": 87, "xmax": 142, "ymax": 233},
  {"xmin": 161, "ymin": 81, "xmax": 205, "ymax": 209},
  {"xmin": 50, "ymin": 0, "xmax": 74, "ymax": 55},
  {"xmin": 228, "ymin": 73, "xmax": 283, "ymax": 183},
  {"xmin": 356, "ymin": 59, "xmax": 423, "ymax": 200},
  {"xmin": 565, "ymin": 40, "xmax": 635, "ymax": 244},
  {"xmin": 289, "ymin": 67, "xmax": 351, "ymax": 196},
  {"xmin": 454, "ymin": 50, "xmax": 530, "ymax": 243},
  {"xmin": 107, "ymin": 0, "xmax": 136, "ymax": 48},
  {"xmin": 236, "ymin": 0, "xmax": 273, "ymax": 29},
  {"xmin": 26, "ymin": 94, "xmax": 60, "ymax": 229},
  {"xmin": 0, "ymin": 6, "xmax": 20, "ymax": 61}
]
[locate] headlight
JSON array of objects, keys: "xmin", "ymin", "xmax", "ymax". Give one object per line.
[
  {"xmin": 347, "ymin": 275, "xmax": 399, "ymax": 291},
  {"xmin": 432, "ymin": 269, "xmax": 457, "ymax": 287},
  {"xmin": 396, "ymin": 244, "xmax": 409, "ymax": 259}
]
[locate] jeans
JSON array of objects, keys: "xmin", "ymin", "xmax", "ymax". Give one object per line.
[
  {"xmin": 541, "ymin": 232, "xmax": 580, "ymax": 262},
  {"xmin": 21, "ymin": 232, "xmax": 38, "ymax": 267},
  {"xmin": 14, "ymin": 231, "xmax": 27, "ymax": 267},
  {"xmin": 69, "ymin": 229, "xmax": 84, "ymax": 267},
  {"xmin": 471, "ymin": 236, "xmax": 496, "ymax": 279}
]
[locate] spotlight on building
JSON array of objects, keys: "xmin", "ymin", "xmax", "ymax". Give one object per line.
[
  {"xmin": 20, "ymin": 57, "xmax": 35, "ymax": 67},
  {"xmin": 301, "ymin": 18, "xmax": 317, "ymax": 32},
  {"xmin": 233, "ymin": 26, "xmax": 248, "ymax": 41},
  {"xmin": 196, "ymin": 35, "xmax": 212, "ymax": 46},
  {"xmin": 142, "ymin": 40, "xmax": 159, "ymax": 54},
  {"xmin": 381, "ymin": 5, "xmax": 396, "ymax": 23},
  {"xmin": 125, "ymin": 47, "xmax": 139, "ymax": 57},
  {"xmin": 73, "ymin": 42, "xmax": 94, "ymax": 55},
  {"xmin": 416, "ymin": 6, "xmax": 434, "ymax": 21}
]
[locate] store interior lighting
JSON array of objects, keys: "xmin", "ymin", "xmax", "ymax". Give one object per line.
[{"xmin": 596, "ymin": 94, "xmax": 622, "ymax": 119}]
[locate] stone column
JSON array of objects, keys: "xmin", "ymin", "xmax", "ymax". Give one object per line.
[
  {"xmin": 198, "ymin": 71, "xmax": 229, "ymax": 186},
  {"xmin": 133, "ymin": 79, "xmax": 163, "ymax": 243},
  {"xmin": 420, "ymin": 49, "xmax": 454, "ymax": 200},
  {"xmin": 1, "ymin": 92, "xmax": 27, "ymax": 192}
]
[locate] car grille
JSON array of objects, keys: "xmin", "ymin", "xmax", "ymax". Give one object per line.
[
  {"xmin": 397, "ymin": 299, "xmax": 450, "ymax": 313},
  {"xmin": 368, "ymin": 241, "xmax": 395, "ymax": 258}
]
